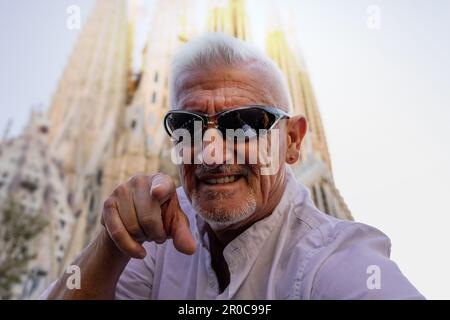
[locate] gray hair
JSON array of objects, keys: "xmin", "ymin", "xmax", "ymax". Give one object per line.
[{"xmin": 169, "ymin": 32, "xmax": 293, "ymax": 113}]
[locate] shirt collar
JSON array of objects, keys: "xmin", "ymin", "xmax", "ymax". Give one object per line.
[
  {"xmin": 177, "ymin": 165, "xmax": 307, "ymax": 296},
  {"xmin": 177, "ymin": 165, "xmax": 306, "ymax": 244}
]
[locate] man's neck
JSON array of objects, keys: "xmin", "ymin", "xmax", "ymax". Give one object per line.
[{"xmin": 205, "ymin": 171, "xmax": 288, "ymax": 293}]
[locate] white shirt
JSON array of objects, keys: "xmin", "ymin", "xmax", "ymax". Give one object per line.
[{"xmin": 114, "ymin": 167, "xmax": 424, "ymax": 300}]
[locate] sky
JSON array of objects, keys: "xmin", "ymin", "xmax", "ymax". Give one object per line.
[{"xmin": 1, "ymin": 0, "xmax": 449, "ymax": 299}]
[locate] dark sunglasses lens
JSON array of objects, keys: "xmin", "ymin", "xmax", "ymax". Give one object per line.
[
  {"xmin": 165, "ymin": 113, "xmax": 203, "ymax": 138},
  {"xmin": 218, "ymin": 108, "xmax": 276, "ymax": 138}
]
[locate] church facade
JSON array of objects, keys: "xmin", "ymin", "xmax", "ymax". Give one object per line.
[{"xmin": 0, "ymin": 0, "xmax": 351, "ymax": 299}]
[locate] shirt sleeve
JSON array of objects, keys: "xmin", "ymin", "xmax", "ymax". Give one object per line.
[
  {"xmin": 307, "ymin": 222, "xmax": 425, "ymax": 300},
  {"xmin": 115, "ymin": 242, "xmax": 157, "ymax": 300}
]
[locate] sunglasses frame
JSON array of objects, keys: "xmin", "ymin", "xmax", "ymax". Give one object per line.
[{"xmin": 163, "ymin": 105, "xmax": 290, "ymax": 139}]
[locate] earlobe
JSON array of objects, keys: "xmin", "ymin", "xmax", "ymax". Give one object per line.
[
  {"xmin": 286, "ymin": 153, "xmax": 299, "ymax": 164},
  {"xmin": 286, "ymin": 154, "xmax": 297, "ymax": 164}
]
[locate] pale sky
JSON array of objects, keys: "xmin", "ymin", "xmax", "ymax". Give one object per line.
[{"xmin": 1, "ymin": 0, "xmax": 449, "ymax": 299}]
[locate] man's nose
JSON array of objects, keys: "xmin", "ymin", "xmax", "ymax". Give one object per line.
[{"xmin": 200, "ymin": 129, "xmax": 233, "ymax": 167}]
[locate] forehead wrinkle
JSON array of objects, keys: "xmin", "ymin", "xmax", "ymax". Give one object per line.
[
  {"xmin": 174, "ymin": 65, "xmax": 281, "ymax": 106},
  {"xmin": 180, "ymin": 79, "xmax": 268, "ymax": 97},
  {"xmin": 176, "ymin": 79, "xmax": 276, "ymax": 111},
  {"xmin": 177, "ymin": 89, "xmax": 276, "ymax": 112}
]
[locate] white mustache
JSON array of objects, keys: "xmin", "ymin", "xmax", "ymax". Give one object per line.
[{"xmin": 195, "ymin": 164, "xmax": 249, "ymax": 178}]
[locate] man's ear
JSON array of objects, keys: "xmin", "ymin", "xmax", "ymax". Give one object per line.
[{"xmin": 285, "ymin": 116, "xmax": 307, "ymax": 164}]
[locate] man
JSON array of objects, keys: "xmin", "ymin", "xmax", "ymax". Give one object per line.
[{"xmin": 43, "ymin": 33, "xmax": 424, "ymax": 299}]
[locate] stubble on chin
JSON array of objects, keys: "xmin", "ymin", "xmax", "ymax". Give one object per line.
[{"xmin": 191, "ymin": 189, "xmax": 257, "ymax": 229}]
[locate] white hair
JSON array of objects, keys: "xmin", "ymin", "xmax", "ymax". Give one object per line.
[{"xmin": 170, "ymin": 32, "xmax": 293, "ymax": 113}]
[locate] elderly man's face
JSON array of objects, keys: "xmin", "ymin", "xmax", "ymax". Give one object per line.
[{"xmin": 174, "ymin": 63, "xmax": 306, "ymax": 230}]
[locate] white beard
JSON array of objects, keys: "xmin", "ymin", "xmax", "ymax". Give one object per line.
[{"xmin": 191, "ymin": 190, "xmax": 257, "ymax": 230}]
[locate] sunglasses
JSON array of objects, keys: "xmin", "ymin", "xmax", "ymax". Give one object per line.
[{"xmin": 164, "ymin": 105, "xmax": 290, "ymax": 142}]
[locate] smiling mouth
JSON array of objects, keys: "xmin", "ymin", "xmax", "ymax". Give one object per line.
[{"xmin": 200, "ymin": 175, "xmax": 244, "ymax": 185}]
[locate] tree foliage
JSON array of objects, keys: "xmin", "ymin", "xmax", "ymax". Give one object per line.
[{"xmin": 0, "ymin": 200, "xmax": 47, "ymax": 299}]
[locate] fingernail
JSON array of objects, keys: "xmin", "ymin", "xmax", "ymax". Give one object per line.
[{"xmin": 150, "ymin": 182, "xmax": 160, "ymax": 195}]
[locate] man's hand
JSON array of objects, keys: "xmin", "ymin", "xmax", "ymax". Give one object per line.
[{"xmin": 101, "ymin": 173, "xmax": 196, "ymax": 259}]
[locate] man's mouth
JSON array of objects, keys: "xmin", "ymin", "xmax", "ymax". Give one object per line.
[{"xmin": 202, "ymin": 175, "xmax": 243, "ymax": 185}]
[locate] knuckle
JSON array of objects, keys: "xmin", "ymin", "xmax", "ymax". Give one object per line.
[
  {"xmin": 140, "ymin": 215, "xmax": 165, "ymax": 239},
  {"xmin": 129, "ymin": 174, "xmax": 149, "ymax": 188},
  {"xmin": 139, "ymin": 213, "xmax": 157, "ymax": 226},
  {"xmin": 129, "ymin": 175, "xmax": 140, "ymax": 188},
  {"xmin": 103, "ymin": 198, "xmax": 116, "ymax": 211},
  {"xmin": 112, "ymin": 184, "xmax": 127, "ymax": 198},
  {"xmin": 127, "ymin": 225, "xmax": 144, "ymax": 239},
  {"xmin": 152, "ymin": 228, "xmax": 167, "ymax": 241},
  {"xmin": 148, "ymin": 230, "xmax": 167, "ymax": 243},
  {"xmin": 153, "ymin": 235, "xmax": 167, "ymax": 244}
]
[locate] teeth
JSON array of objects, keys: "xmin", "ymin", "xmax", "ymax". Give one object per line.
[{"xmin": 205, "ymin": 175, "xmax": 238, "ymax": 184}]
